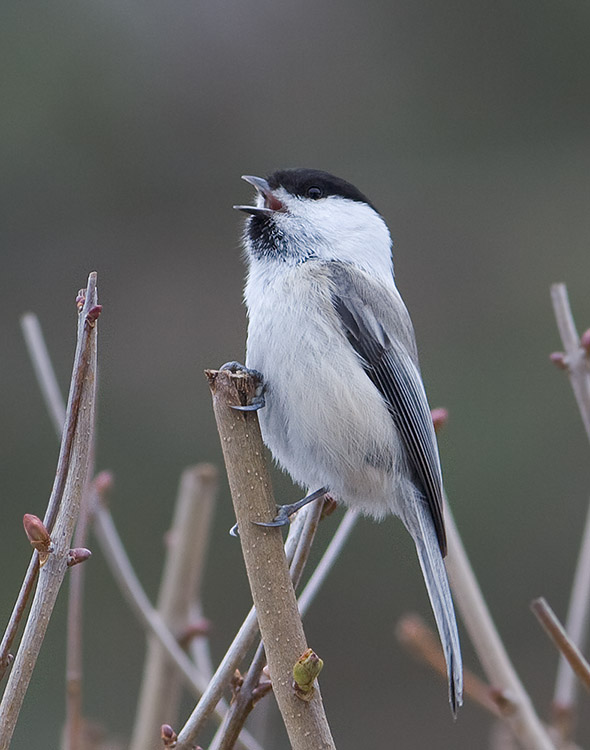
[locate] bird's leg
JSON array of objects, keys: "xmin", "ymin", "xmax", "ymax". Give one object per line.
[
  {"xmin": 220, "ymin": 361, "xmax": 266, "ymax": 411},
  {"xmin": 254, "ymin": 487, "xmax": 329, "ymax": 528}
]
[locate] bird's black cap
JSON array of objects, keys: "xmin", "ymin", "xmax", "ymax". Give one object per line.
[{"xmin": 266, "ymin": 169, "xmax": 377, "ymax": 211}]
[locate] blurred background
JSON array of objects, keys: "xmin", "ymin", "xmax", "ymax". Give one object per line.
[{"xmin": 2, "ymin": 0, "xmax": 590, "ymax": 747}]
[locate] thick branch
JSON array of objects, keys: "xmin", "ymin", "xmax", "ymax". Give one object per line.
[
  {"xmin": 0, "ymin": 273, "xmax": 99, "ymax": 748},
  {"xmin": 206, "ymin": 368, "xmax": 336, "ymax": 750},
  {"xmin": 175, "ymin": 504, "xmax": 310, "ymax": 749},
  {"xmin": 209, "ymin": 493, "xmax": 327, "ymax": 750}
]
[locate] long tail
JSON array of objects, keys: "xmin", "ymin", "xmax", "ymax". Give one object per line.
[{"xmin": 403, "ymin": 496, "xmax": 463, "ymax": 714}]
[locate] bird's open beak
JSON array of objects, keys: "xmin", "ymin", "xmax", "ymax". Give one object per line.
[{"xmin": 234, "ymin": 175, "xmax": 285, "ymax": 216}]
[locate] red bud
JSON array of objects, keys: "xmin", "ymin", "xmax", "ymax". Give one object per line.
[
  {"xmin": 67, "ymin": 548, "xmax": 92, "ymax": 567},
  {"xmin": 161, "ymin": 724, "xmax": 177, "ymax": 747},
  {"xmin": 431, "ymin": 407, "xmax": 449, "ymax": 434},
  {"xmin": 23, "ymin": 514, "xmax": 52, "ymax": 566}
]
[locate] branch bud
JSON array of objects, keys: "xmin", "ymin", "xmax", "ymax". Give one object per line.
[
  {"xmin": 581, "ymin": 328, "xmax": 590, "ymax": 356},
  {"xmin": 23, "ymin": 514, "xmax": 52, "ymax": 566},
  {"xmin": 321, "ymin": 493, "xmax": 338, "ymax": 519},
  {"xmin": 160, "ymin": 724, "xmax": 177, "ymax": 747},
  {"xmin": 76, "ymin": 289, "xmax": 86, "ymax": 312},
  {"xmin": 177, "ymin": 618, "xmax": 211, "ymax": 648},
  {"xmin": 431, "ymin": 407, "xmax": 449, "ymax": 434},
  {"xmin": 67, "ymin": 548, "xmax": 92, "ymax": 567},
  {"xmin": 293, "ymin": 647, "xmax": 323, "ymax": 701},
  {"xmin": 85, "ymin": 304, "xmax": 102, "ymax": 329}
]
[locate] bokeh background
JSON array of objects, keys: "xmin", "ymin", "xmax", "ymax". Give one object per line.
[{"xmin": 2, "ymin": 0, "xmax": 590, "ymax": 747}]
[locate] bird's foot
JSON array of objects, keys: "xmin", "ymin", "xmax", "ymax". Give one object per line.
[
  {"xmin": 254, "ymin": 487, "xmax": 328, "ymax": 528},
  {"xmin": 220, "ymin": 361, "xmax": 266, "ymax": 411}
]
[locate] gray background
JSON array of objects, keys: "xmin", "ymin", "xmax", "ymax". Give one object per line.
[{"xmin": 2, "ymin": 0, "xmax": 590, "ymax": 747}]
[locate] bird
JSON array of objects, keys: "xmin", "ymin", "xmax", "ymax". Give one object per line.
[{"xmin": 232, "ymin": 167, "xmax": 463, "ymax": 713}]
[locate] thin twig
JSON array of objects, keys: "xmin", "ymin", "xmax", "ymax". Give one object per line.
[
  {"xmin": 0, "ymin": 273, "xmax": 99, "ymax": 749},
  {"xmin": 298, "ymin": 510, "xmax": 358, "ymax": 616},
  {"xmin": 129, "ymin": 465, "xmax": 218, "ymax": 750},
  {"xmin": 209, "ymin": 641, "xmax": 270, "ymax": 750},
  {"xmin": 93, "ymin": 505, "xmax": 209, "ymax": 696},
  {"xmin": 396, "ymin": 613, "xmax": 502, "ymax": 717},
  {"xmin": 0, "ymin": 292, "xmax": 100, "ymax": 680},
  {"xmin": 20, "ymin": 312, "xmax": 67, "ymax": 437},
  {"xmin": 550, "ymin": 284, "xmax": 590, "ymax": 442},
  {"xmin": 64, "ymin": 469, "xmax": 95, "ymax": 750},
  {"xmin": 92, "ymin": 496, "xmax": 263, "ymax": 750},
  {"xmin": 444, "ymin": 499, "xmax": 555, "ymax": 750},
  {"xmin": 531, "ymin": 598, "xmax": 590, "ymax": 693},
  {"xmin": 550, "ymin": 284, "xmax": 590, "ymax": 732},
  {"xmin": 19, "ymin": 310, "xmax": 95, "ymax": 750}
]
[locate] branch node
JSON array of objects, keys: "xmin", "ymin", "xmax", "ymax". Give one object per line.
[
  {"xmin": 252, "ymin": 676, "xmax": 273, "ymax": 704},
  {"xmin": 549, "ymin": 352, "xmax": 569, "ymax": 371},
  {"xmin": 489, "ymin": 687, "xmax": 518, "ymax": 716}
]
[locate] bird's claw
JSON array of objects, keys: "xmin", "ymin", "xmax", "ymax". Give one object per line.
[
  {"xmin": 253, "ymin": 508, "xmax": 292, "ymax": 528},
  {"xmin": 252, "ymin": 488, "xmax": 329, "ymax": 529},
  {"xmin": 220, "ymin": 361, "xmax": 266, "ymax": 411}
]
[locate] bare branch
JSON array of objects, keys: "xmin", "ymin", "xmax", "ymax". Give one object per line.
[
  {"xmin": 297, "ymin": 510, "xmax": 358, "ymax": 617},
  {"xmin": 92, "ymin": 501, "xmax": 210, "ymax": 698},
  {"xmin": 444, "ymin": 500, "xmax": 555, "ymax": 750},
  {"xmin": 20, "ymin": 312, "xmax": 66, "ymax": 437},
  {"xmin": 175, "ymin": 499, "xmax": 311, "ymax": 749},
  {"xmin": 209, "ymin": 489, "xmax": 327, "ymax": 750},
  {"xmin": 130, "ymin": 465, "xmax": 218, "ymax": 750},
  {"xmin": 550, "ymin": 284, "xmax": 590, "ymax": 730},
  {"xmin": 550, "ymin": 284, "xmax": 590, "ymax": 442},
  {"xmin": 531, "ymin": 598, "xmax": 590, "ymax": 694},
  {"xmin": 0, "ymin": 273, "xmax": 99, "ymax": 749},
  {"xmin": 205, "ymin": 367, "xmax": 336, "ymax": 750},
  {"xmin": 396, "ymin": 613, "xmax": 501, "ymax": 717}
]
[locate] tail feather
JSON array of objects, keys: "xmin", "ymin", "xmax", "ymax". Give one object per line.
[{"xmin": 404, "ymin": 496, "xmax": 463, "ymax": 714}]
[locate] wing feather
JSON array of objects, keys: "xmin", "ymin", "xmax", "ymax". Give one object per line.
[{"xmin": 330, "ymin": 264, "xmax": 447, "ymax": 555}]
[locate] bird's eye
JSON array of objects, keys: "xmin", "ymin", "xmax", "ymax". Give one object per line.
[{"xmin": 306, "ymin": 186, "xmax": 323, "ymax": 200}]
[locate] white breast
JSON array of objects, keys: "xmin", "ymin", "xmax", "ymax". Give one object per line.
[{"xmin": 244, "ymin": 260, "xmax": 405, "ymax": 517}]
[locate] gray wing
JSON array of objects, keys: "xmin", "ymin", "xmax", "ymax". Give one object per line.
[{"xmin": 328, "ymin": 263, "xmax": 447, "ymax": 556}]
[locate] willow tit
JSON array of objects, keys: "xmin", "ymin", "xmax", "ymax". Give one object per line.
[{"xmin": 234, "ymin": 168, "xmax": 463, "ymax": 712}]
